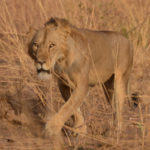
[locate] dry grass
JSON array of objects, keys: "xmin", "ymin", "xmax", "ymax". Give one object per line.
[{"xmin": 0, "ymin": 0, "xmax": 150, "ymax": 149}]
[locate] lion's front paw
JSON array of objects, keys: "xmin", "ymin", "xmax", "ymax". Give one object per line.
[
  {"xmin": 73, "ymin": 124, "xmax": 87, "ymax": 136},
  {"xmin": 46, "ymin": 114, "xmax": 63, "ymax": 136}
]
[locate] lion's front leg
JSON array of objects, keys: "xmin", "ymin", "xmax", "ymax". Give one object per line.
[
  {"xmin": 58, "ymin": 79, "xmax": 87, "ymax": 135},
  {"xmin": 73, "ymin": 108, "xmax": 87, "ymax": 135},
  {"xmin": 46, "ymin": 61, "xmax": 89, "ymax": 138}
]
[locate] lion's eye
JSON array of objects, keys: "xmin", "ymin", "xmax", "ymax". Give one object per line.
[
  {"xmin": 32, "ymin": 42, "xmax": 39, "ymax": 50},
  {"xmin": 49, "ymin": 43, "xmax": 55, "ymax": 49}
]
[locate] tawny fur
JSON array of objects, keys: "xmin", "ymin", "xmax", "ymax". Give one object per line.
[{"xmin": 28, "ymin": 17, "xmax": 133, "ymax": 149}]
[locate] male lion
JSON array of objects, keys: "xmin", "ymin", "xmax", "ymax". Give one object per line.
[{"xmin": 28, "ymin": 17, "xmax": 133, "ymax": 149}]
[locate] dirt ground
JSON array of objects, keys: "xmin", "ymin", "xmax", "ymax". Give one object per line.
[{"xmin": 0, "ymin": 0, "xmax": 150, "ymax": 150}]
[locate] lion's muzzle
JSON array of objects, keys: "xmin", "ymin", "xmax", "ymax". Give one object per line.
[
  {"xmin": 36, "ymin": 61, "xmax": 51, "ymax": 80},
  {"xmin": 37, "ymin": 68, "xmax": 50, "ymax": 74}
]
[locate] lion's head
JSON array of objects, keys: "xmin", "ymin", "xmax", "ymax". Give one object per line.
[{"xmin": 28, "ymin": 18, "xmax": 71, "ymax": 80}]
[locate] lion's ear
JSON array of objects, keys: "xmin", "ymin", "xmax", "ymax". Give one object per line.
[
  {"xmin": 26, "ymin": 26, "xmax": 37, "ymax": 44},
  {"xmin": 56, "ymin": 18, "xmax": 71, "ymax": 34},
  {"xmin": 45, "ymin": 17, "xmax": 71, "ymax": 34},
  {"xmin": 45, "ymin": 17, "xmax": 58, "ymax": 27}
]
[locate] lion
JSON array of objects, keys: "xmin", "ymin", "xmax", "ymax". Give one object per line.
[{"xmin": 28, "ymin": 17, "xmax": 133, "ymax": 149}]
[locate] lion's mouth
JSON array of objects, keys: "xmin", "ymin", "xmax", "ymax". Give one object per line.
[
  {"xmin": 36, "ymin": 68, "xmax": 51, "ymax": 80},
  {"xmin": 37, "ymin": 68, "xmax": 50, "ymax": 74},
  {"xmin": 35, "ymin": 62, "xmax": 52, "ymax": 80}
]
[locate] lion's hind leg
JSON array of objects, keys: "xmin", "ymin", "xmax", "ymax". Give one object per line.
[{"xmin": 114, "ymin": 68, "xmax": 131, "ymax": 142}]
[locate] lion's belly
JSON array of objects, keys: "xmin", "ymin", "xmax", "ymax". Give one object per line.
[{"xmin": 88, "ymin": 62, "xmax": 114, "ymax": 86}]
